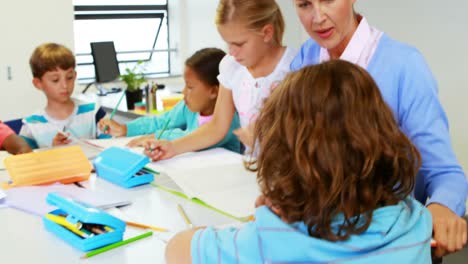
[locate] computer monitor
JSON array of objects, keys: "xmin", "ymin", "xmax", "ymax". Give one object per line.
[{"xmin": 90, "ymin": 41, "xmax": 120, "ymax": 83}]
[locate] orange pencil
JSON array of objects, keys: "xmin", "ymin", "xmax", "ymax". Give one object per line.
[{"xmin": 126, "ymin": 221, "xmax": 168, "ymax": 232}]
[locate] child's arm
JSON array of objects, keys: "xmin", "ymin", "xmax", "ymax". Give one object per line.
[
  {"xmin": 165, "ymin": 228, "xmax": 201, "ymax": 264},
  {"xmin": 98, "ymin": 118, "xmax": 127, "ymax": 137},
  {"xmin": 145, "ymin": 87, "xmax": 236, "ymax": 161},
  {"xmin": 126, "ymin": 101, "xmax": 187, "ymax": 137},
  {"xmin": 1, "ymin": 134, "xmax": 32, "ymax": 154}
]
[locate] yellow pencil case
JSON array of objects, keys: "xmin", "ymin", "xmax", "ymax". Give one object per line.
[{"xmin": 2, "ymin": 146, "xmax": 92, "ymax": 189}]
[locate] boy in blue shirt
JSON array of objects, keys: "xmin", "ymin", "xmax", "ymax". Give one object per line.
[
  {"xmin": 165, "ymin": 60, "xmax": 432, "ymax": 263},
  {"xmin": 20, "ymin": 43, "xmax": 104, "ymax": 148},
  {"xmin": 99, "ymin": 48, "xmax": 240, "ymax": 153}
]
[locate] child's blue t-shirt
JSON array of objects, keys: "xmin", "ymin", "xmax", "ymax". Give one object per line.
[
  {"xmin": 191, "ymin": 197, "xmax": 432, "ymax": 263},
  {"xmin": 19, "ymin": 100, "xmax": 101, "ymax": 148},
  {"xmin": 126, "ymin": 101, "xmax": 241, "ymax": 153}
]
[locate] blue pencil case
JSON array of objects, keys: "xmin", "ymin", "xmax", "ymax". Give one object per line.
[
  {"xmin": 93, "ymin": 146, "xmax": 154, "ymax": 188},
  {"xmin": 43, "ymin": 193, "xmax": 125, "ymax": 252}
]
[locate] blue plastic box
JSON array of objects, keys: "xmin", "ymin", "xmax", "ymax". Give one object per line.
[
  {"xmin": 43, "ymin": 193, "xmax": 125, "ymax": 252},
  {"xmin": 93, "ymin": 147, "xmax": 154, "ymax": 188}
]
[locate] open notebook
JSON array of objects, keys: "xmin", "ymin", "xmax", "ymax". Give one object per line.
[
  {"xmin": 87, "ymin": 138, "xmax": 260, "ymax": 220},
  {"xmin": 146, "ymin": 148, "xmax": 261, "ymax": 220}
]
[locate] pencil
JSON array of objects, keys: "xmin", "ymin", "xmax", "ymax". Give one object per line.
[
  {"xmin": 177, "ymin": 204, "xmax": 193, "ymax": 228},
  {"xmin": 125, "ymin": 221, "xmax": 169, "ymax": 232},
  {"xmin": 103, "ymin": 91, "xmax": 126, "ymax": 133},
  {"xmin": 81, "ymin": 231, "xmax": 153, "ymax": 259},
  {"xmin": 156, "ymin": 118, "xmax": 171, "ymax": 139},
  {"xmin": 148, "ymin": 118, "xmax": 171, "ymax": 152}
]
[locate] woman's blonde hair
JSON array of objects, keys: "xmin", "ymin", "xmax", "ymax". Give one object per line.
[
  {"xmin": 252, "ymin": 60, "xmax": 420, "ymax": 241},
  {"xmin": 215, "ymin": 0, "xmax": 285, "ymax": 46}
]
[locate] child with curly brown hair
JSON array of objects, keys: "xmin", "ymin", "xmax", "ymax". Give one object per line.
[{"xmin": 165, "ymin": 60, "xmax": 432, "ymax": 264}]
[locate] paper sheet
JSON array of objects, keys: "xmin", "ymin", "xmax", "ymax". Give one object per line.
[{"xmin": 4, "ymin": 183, "xmax": 132, "ymax": 216}]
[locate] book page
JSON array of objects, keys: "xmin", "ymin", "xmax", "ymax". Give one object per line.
[{"xmin": 165, "ymin": 162, "xmax": 260, "ymax": 218}]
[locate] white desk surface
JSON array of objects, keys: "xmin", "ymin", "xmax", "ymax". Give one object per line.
[{"xmin": 0, "ymin": 171, "xmax": 238, "ymax": 264}]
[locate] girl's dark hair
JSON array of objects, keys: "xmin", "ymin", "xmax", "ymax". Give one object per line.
[
  {"xmin": 252, "ymin": 60, "xmax": 421, "ymax": 241},
  {"xmin": 185, "ymin": 48, "xmax": 226, "ymax": 86}
]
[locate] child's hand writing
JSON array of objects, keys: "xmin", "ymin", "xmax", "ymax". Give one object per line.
[
  {"xmin": 98, "ymin": 118, "xmax": 127, "ymax": 137},
  {"xmin": 52, "ymin": 132, "xmax": 71, "ymax": 146},
  {"xmin": 127, "ymin": 134, "xmax": 156, "ymax": 147},
  {"xmin": 143, "ymin": 139, "xmax": 176, "ymax": 161}
]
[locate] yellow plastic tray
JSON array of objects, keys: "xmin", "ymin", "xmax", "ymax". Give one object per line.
[{"xmin": 2, "ymin": 146, "xmax": 92, "ymax": 189}]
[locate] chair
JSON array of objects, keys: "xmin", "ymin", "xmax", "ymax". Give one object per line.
[{"xmin": 4, "ymin": 118, "xmax": 22, "ymax": 134}]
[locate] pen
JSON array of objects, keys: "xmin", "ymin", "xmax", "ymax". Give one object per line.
[
  {"xmin": 177, "ymin": 204, "xmax": 193, "ymax": 229},
  {"xmin": 103, "ymin": 91, "xmax": 126, "ymax": 133},
  {"xmin": 81, "ymin": 231, "xmax": 153, "ymax": 259}
]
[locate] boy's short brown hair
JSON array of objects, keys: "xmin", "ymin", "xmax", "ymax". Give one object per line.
[{"xmin": 29, "ymin": 43, "xmax": 75, "ymax": 79}]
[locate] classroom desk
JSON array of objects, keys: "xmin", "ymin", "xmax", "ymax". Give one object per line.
[{"xmin": 0, "ymin": 171, "xmax": 238, "ymax": 264}]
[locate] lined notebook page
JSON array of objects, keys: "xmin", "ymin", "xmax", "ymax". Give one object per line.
[{"xmin": 147, "ymin": 148, "xmax": 260, "ymax": 218}]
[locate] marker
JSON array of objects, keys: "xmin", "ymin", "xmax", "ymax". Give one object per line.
[
  {"xmin": 81, "ymin": 231, "xmax": 153, "ymax": 259},
  {"xmin": 177, "ymin": 204, "xmax": 193, "ymax": 229}
]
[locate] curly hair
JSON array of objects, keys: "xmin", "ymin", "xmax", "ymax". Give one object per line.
[{"xmin": 252, "ymin": 60, "xmax": 421, "ymax": 241}]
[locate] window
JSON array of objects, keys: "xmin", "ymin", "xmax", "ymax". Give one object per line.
[{"xmin": 73, "ymin": 0, "xmax": 172, "ymax": 82}]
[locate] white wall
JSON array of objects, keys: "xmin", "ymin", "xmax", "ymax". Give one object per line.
[
  {"xmin": 0, "ymin": 0, "xmax": 74, "ymax": 121},
  {"xmin": 354, "ymin": 0, "xmax": 468, "ymax": 171},
  {"xmin": 169, "ymin": 0, "xmax": 305, "ymax": 74}
]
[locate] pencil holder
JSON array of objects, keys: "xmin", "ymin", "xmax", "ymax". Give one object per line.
[
  {"xmin": 43, "ymin": 193, "xmax": 125, "ymax": 252},
  {"xmin": 93, "ymin": 146, "xmax": 154, "ymax": 188}
]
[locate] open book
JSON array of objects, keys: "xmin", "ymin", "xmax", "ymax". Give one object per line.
[
  {"xmin": 146, "ymin": 148, "xmax": 261, "ymax": 220},
  {"xmin": 87, "ymin": 138, "xmax": 260, "ymax": 220}
]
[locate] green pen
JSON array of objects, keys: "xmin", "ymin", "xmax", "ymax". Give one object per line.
[
  {"xmin": 103, "ymin": 91, "xmax": 126, "ymax": 133},
  {"xmin": 148, "ymin": 119, "xmax": 171, "ymax": 152}
]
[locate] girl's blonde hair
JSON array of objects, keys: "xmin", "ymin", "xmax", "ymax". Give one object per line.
[{"xmin": 215, "ymin": 0, "xmax": 285, "ymax": 46}]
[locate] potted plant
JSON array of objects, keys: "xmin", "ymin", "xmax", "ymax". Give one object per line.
[{"xmin": 120, "ymin": 61, "xmax": 146, "ymax": 110}]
